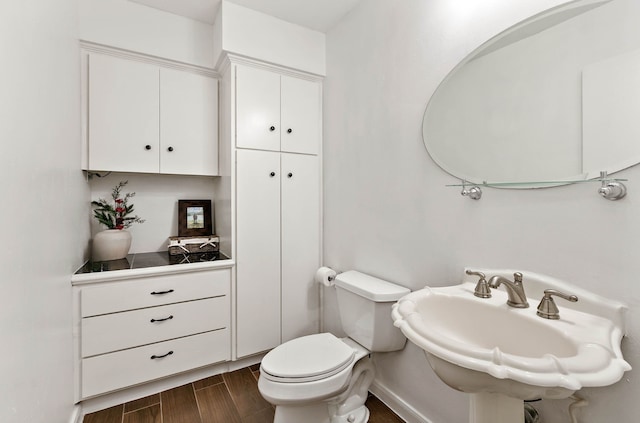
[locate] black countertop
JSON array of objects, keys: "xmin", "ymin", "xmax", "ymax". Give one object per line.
[{"xmin": 75, "ymin": 251, "xmax": 230, "ymax": 274}]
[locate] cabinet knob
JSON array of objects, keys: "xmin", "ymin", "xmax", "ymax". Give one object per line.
[
  {"xmin": 145, "ymin": 145, "xmax": 152, "ymax": 150},
  {"xmin": 167, "ymin": 146, "xmax": 174, "ymax": 152},
  {"xmin": 269, "ymin": 126, "xmax": 276, "ymax": 132},
  {"xmin": 270, "ymin": 172, "xmax": 276, "ymax": 177},
  {"xmin": 287, "ymin": 128, "xmax": 293, "ymax": 134},
  {"xmin": 287, "ymin": 172, "xmax": 293, "ymax": 178}
]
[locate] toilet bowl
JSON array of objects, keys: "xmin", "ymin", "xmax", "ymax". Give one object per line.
[{"xmin": 257, "ymin": 270, "xmax": 410, "ymax": 423}]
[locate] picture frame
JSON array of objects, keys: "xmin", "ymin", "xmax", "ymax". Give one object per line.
[{"xmin": 178, "ymin": 200, "xmax": 213, "ymax": 237}]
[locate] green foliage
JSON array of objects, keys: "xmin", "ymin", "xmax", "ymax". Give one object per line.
[{"xmin": 92, "ymin": 181, "xmax": 145, "ymax": 229}]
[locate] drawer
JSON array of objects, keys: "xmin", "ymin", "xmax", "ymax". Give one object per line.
[
  {"xmin": 81, "ymin": 296, "xmax": 229, "ymax": 357},
  {"xmin": 81, "ymin": 269, "xmax": 230, "ymax": 317},
  {"xmin": 81, "ymin": 329, "xmax": 229, "ymax": 398}
]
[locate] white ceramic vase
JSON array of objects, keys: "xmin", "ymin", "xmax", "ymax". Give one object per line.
[{"xmin": 92, "ymin": 229, "xmax": 132, "ymax": 262}]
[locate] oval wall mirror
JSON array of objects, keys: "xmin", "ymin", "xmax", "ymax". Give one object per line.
[{"xmin": 423, "ymin": 0, "xmax": 640, "ymax": 187}]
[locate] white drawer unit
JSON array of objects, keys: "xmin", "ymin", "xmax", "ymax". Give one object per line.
[
  {"xmin": 82, "ymin": 329, "xmax": 229, "ymax": 398},
  {"xmin": 81, "ymin": 269, "xmax": 229, "ymax": 317},
  {"xmin": 81, "ymin": 296, "xmax": 228, "ymax": 357},
  {"xmin": 75, "ymin": 267, "xmax": 232, "ymax": 398}
]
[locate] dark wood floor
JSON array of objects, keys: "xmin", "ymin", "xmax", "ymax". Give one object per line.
[{"xmin": 84, "ymin": 364, "xmax": 405, "ymax": 423}]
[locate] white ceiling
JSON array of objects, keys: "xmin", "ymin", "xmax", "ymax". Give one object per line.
[{"xmin": 129, "ymin": 0, "xmax": 361, "ymax": 32}]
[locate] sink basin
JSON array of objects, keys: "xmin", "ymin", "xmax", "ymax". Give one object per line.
[{"xmin": 391, "ymin": 269, "xmax": 631, "ymax": 401}]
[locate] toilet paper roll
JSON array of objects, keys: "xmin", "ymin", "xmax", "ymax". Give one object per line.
[{"xmin": 315, "ymin": 267, "xmax": 337, "ymax": 286}]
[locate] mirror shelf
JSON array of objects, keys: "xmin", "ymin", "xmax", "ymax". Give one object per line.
[
  {"xmin": 450, "ymin": 171, "xmax": 628, "ymax": 200},
  {"xmin": 446, "ymin": 178, "xmax": 627, "ymax": 188}
]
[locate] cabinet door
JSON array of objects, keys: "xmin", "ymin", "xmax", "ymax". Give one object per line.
[
  {"xmin": 281, "ymin": 154, "xmax": 321, "ymax": 342},
  {"xmin": 160, "ymin": 69, "xmax": 219, "ymax": 176},
  {"xmin": 236, "ymin": 149, "xmax": 281, "ymax": 357},
  {"xmin": 236, "ymin": 65, "xmax": 281, "ymax": 151},
  {"xmin": 281, "ymin": 76, "xmax": 321, "ymax": 155},
  {"xmin": 88, "ymin": 54, "xmax": 159, "ymax": 173}
]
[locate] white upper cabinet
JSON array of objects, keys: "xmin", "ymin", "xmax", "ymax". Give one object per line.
[
  {"xmin": 88, "ymin": 54, "xmax": 160, "ymax": 173},
  {"xmin": 160, "ymin": 68, "xmax": 219, "ymax": 176},
  {"xmin": 86, "ymin": 52, "xmax": 218, "ymax": 176},
  {"xmin": 235, "ymin": 65, "xmax": 321, "ymax": 155},
  {"xmin": 235, "ymin": 65, "xmax": 281, "ymax": 152},
  {"xmin": 280, "ymin": 75, "xmax": 321, "ymax": 155}
]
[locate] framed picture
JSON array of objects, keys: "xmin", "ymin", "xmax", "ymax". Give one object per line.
[{"xmin": 178, "ymin": 200, "xmax": 213, "ymax": 237}]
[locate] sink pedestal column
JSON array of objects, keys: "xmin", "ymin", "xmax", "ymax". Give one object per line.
[{"xmin": 469, "ymin": 393, "xmax": 524, "ymax": 423}]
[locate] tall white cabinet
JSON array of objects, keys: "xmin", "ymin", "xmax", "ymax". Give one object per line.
[{"xmin": 218, "ymin": 58, "xmax": 322, "ymax": 359}]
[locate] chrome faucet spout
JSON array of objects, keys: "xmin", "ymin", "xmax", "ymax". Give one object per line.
[{"xmin": 488, "ymin": 272, "xmax": 529, "ymax": 308}]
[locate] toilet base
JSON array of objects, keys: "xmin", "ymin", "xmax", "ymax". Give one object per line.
[
  {"xmin": 330, "ymin": 405, "xmax": 369, "ymax": 423},
  {"xmin": 272, "ymin": 401, "xmax": 371, "ymax": 423},
  {"xmin": 274, "ymin": 403, "xmax": 333, "ymax": 423},
  {"xmin": 271, "ymin": 357, "xmax": 375, "ymax": 423}
]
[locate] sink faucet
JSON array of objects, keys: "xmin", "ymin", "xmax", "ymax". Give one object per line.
[{"xmin": 488, "ymin": 272, "xmax": 529, "ymax": 308}]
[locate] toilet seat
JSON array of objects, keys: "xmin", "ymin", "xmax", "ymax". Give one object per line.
[{"xmin": 261, "ymin": 333, "xmax": 356, "ymax": 383}]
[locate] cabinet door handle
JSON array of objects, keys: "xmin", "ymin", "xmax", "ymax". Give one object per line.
[
  {"xmin": 150, "ymin": 315, "xmax": 174, "ymax": 323},
  {"xmin": 269, "ymin": 126, "xmax": 276, "ymax": 132},
  {"xmin": 145, "ymin": 145, "xmax": 152, "ymax": 150},
  {"xmin": 150, "ymin": 289, "xmax": 174, "ymax": 295},
  {"xmin": 270, "ymin": 172, "xmax": 276, "ymax": 177},
  {"xmin": 167, "ymin": 146, "xmax": 174, "ymax": 152},
  {"xmin": 150, "ymin": 351, "xmax": 174, "ymax": 360},
  {"xmin": 287, "ymin": 172, "xmax": 293, "ymax": 178},
  {"xmin": 287, "ymin": 128, "xmax": 293, "ymax": 134}
]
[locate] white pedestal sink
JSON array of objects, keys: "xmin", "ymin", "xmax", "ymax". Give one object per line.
[{"xmin": 391, "ymin": 268, "xmax": 631, "ymax": 423}]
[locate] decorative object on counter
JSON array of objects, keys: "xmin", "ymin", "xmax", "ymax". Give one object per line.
[
  {"xmin": 177, "ymin": 199, "xmax": 212, "ymax": 237},
  {"xmin": 91, "ymin": 180, "xmax": 145, "ymax": 262},
  {"xmin": 168, "ymin": 235, "xmax": 219, "ymax": 256},
  {"xmin": 168, "ymin": 251, "xmax": 223, "ymax": 265}
]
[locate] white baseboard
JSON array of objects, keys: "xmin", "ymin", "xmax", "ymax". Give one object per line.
[
  {"xmin": 370, "ymin": 380, "xmax": 433, "ymax": 423},
  {"xmin": 69, "ymin": 404, "xmax": 82, "ymax": 423}
]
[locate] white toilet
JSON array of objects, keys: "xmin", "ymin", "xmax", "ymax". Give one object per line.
[{"xmin": 258, "ymin": 270, "xmax": 410, "ymax": 423}]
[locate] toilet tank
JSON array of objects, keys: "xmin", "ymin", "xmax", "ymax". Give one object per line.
[{"xmin": 334, "ymin": 271, "xmax": 410, "ymax": 352}]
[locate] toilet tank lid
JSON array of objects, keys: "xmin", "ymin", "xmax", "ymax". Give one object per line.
[{"xmin": 334, "ymin": 270, "xmax": 410, "ymax": 302}]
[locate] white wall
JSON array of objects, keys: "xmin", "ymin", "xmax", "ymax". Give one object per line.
[
  {"xmin": 213, "ymin": 0, "xmax": 326, "ymax": 75},
  {"xmin": 90, "ymin": 173, "xmax": 217, "ymax": 253},
  {"xmin": 79, "ymin": 0, "xmax": 215, "ymax": 68},
  {"xmin": 324, "ymin": 0, "xmax": 640, "ymax": 422},
  {"xmin": 0, "ymin": 1, "xmax": 89, "ymax": 422}
]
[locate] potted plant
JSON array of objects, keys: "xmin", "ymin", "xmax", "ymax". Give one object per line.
[{"xmin": 91, "ymin": 181, "xmax": 145, "ymax": 261}]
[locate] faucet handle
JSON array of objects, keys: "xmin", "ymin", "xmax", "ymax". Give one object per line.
[
  {"xmin": 536, "ymin": 289, "xmax": 579, "ymax": 319},
  {"xmin": 513, "ymin": 272, "xmax": 523, "ymax": 283},
  {"xmin": 466, "ymin": 270, "xmax": 491, "ymax": 298}
]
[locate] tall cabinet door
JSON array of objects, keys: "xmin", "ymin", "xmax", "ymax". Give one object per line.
[
  {"xmin": 281, "ymin": 76, "xmax": 321, "ymax": 155},
  {"xmin": 88, "ymin": 54, "xmax": 159, "ymax": 173},
  {"xmin": 236, "ymin": 149, "xmax": 282, "ymax": 357},
  {"xmin": 236, "ymin": 66, "xmax": 281, "ymax": 151},
  {"xmin": 281, "ymin": 153, "xmax": 321, "ymax": 342},
  {"xmin": 160, "ymin": 68, "xmax": 219, "ymax": 176}
]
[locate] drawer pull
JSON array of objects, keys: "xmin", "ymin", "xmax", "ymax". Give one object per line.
[
  {"xmin": 150, "ymin": 351, "xmax": 174, "ymax": 360},
  {"xmin": 150, "ymin": 289, "xmax": 174, "ymax": 295},
  {"xmin": 150, "ymin": 315, "xmax": 174, "ymax": 323}
]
